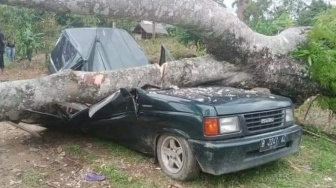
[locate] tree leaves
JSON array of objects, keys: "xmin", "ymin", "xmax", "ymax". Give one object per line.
[{"xmin": 294, "ymin": 8, "xmax": 336, "ymax": 111}]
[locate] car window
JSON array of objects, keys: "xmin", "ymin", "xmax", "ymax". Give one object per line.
[{"xmin": 89, "ymin": 89, "xmax": 136, "ymax": 119}]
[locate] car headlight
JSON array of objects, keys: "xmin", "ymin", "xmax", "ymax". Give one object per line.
[
  {"xmin": 203, "ymin": 116, "xmax": 241, "ymax": 136},
  {"xmin": 285, "ymin": 108, "xmax": 294, "ymax": 123},
  {"xmin": 219, "ymin": 117, "xmax": 240, "ymax": 134}
]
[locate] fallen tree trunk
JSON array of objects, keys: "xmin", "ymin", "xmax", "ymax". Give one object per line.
[
  {"xmin": 0, "ymin": 57, "xmax": 320, "ymax": 122},
  {"xmin": 162, "ymin": 57, "xmax": 320, "ymax": 101},
  {"xmin": 0, "ymin": 0, "xmax": 323, "ymax": 122},
  {"xmin": 0, "ymin": 64, "xmax": 162, "ymax": 121}
]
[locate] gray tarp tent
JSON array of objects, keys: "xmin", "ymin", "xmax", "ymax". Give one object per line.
[{"xmin": 49, "ymin": 28, "xmax": 150, "ymax": 73}]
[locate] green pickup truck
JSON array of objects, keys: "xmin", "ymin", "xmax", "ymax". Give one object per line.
[{"xmin": 26, "ymin": 86, "xmax": 302, "ymax": 181}]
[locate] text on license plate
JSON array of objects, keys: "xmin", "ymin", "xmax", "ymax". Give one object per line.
[{"xmin": 260, "ymin": 135, "xmax": 287, "ymax": 152}]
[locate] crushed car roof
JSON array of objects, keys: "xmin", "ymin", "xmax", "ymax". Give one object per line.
[{"xmin": 149, "ymin": 87, "xmax": 290, "ymax": 105}]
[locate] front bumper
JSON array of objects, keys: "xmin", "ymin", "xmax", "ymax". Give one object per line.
[{"xmin": 188, "ymin": 125, "xmax": 302, "ymax": 175}]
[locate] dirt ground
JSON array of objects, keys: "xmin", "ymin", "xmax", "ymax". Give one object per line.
[
  {"xmin": 0, "ymin": 122, "xmax": 103, "ymax": 188},
  {"xmin": 0, "ymin": 122, "xmax": 176, "ymax": 188}
]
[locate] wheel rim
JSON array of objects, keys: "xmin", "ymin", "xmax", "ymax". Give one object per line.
[{"xmin": 160, "ymin": 136, "xmax": 184, "ymax": 174}]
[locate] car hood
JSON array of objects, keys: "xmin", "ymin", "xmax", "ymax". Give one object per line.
[{"xmin": 153, "ymin": 87, "xmax": 292, "ymax": 115}]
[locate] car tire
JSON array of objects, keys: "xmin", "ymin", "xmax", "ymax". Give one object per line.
[{"xmin": 157, "ymin": 134, "xmax": 200, "ymax": 181}]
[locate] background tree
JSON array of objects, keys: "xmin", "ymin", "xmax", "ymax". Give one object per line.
[
  {"xmin": 232, "ymin": 0, "xmax": 249, "ymax": 21},
  {"xmin": 243, "ymin": 0, "xmax": 330, "ymax": 35},
  {"xmin": 296, "ymin": 0, "xmax": 331, "ymax": 26},
  {"xmin": 0, "ymin": 6, "xmax": 43, "ymax": 60}
]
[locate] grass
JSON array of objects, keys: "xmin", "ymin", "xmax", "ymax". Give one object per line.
[
  {"xmin": 21, "ymin": 170, "xmax": 45, "ymax": 187},
  {"xmin": 97, "ymin": 163, "xmax": 157, "ymax": 188},
  {"xmin": 97, "ymin": 140, "xmax": 147, "ymax": 163},
  {"xmin": 64, "ymin": 141, "xmax": 158, "ymax": 187},
  {"xmin": 64, "ymin": 144, "xmax": 98, "ymax": 163},
  {"xmin": 190, "ymin": 135, "xmax": 336, "ymax": 188},
  {"xmin": 89, "ymin": 135, "xmax": 336, "ymax": 188},
  {"xmin": 65, "ymin": 144, "xmax": 84, "ymax": 155},
  {"xmin": 137, "ymin": 37, "xmax": 206, "ymax": 63}
]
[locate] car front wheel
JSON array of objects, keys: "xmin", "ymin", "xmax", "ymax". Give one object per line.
[{"xmin": 157, "ymin": 134, "xmax": 200, "ymax": 181}]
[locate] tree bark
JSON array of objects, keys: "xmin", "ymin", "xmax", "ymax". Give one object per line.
[
  {"xmin": 0, "ymin": 0, "xmax": 308, "ymax": 59},
  {"xmin": 0, "ymin": 65, "xmax": 162, "ymax": 121},
  {"xmin": 233, "ymin": 0, "xmax": 248, "ymax": 21},
  {"xmin": 0, "ymin": 0, "xmax": 321, "ymax": 122},
  {"xmin": 0, "ymin": 56, "xmax": 319, "ymax": 122}
]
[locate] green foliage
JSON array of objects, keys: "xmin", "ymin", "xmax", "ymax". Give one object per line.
[
  {"xmin": 34, "ymin": 12, "xmax": 60, "ymax": 62},
  {"xmin": 245, "ymin": 0, "xmax": 295, "ymax": 35},
  {"xmin": 55, "ymin": 13, "xmax": 100, "ymax": 28},
  {"xmin": 245, "ymin": 0, "xmax": 329, "ymax": 35},
  {"xmin": 138, "ymin": 37, "xmax": 205, "ymax": 63},
  {"xmin": 18, "ymin": 25, "xmax": 44, "ymax": 61},
  {"xmin": 245, "ymin": 0, "xmax": 273, "ymax": 22},
  {"xmin": 0, "ymin": 6, "xmax": 48, "ymax": 60},
  {"xmin": 0, "ymin": 5, "xmax": 138, "ymax": 62},
  {"xmin": 296, "ymin": 0, "xmax": 331, "ymax": 26},
  {"xmin": 293, "ymin": 8, "xmax": 336, "ymax": 111},
  {"xmin": 251, "ymin": 13, "xmax": 294, "ymax": 35},
  {"xmin": 114, "ymin": 20, "xmax": 137, "ymax": 33},
  {"xmin": 168, "ymin": 27, "xmax": 205, "ymax": 51},
  {"xmin": 316, "ymin": 96, "xmax": 336, "ymax": 112}
]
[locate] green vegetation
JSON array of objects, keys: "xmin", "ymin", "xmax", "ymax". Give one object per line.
[
  {"xmin": 245, "ymin": 1, "xmax": 294, "ymax": 35},
  {"xmin": 293, "ymin": 8, "xmax": 336, "ymax": 112},
  {"xmin": 296, "ymin": 0, "xmax": 331, "ymax": 26},
  {"xmin": 97, "ymin": 140, "xmax": 146, "ymax": 163},
  {"xmin": 65, "ymin": 144, "xmax": 85, "ymax": 155},
  {"xmin": 90, "ymin": 135, "xmax": 336, "ymax": 188},
  {"xmin": 251, "ymin": 12, "xmax": 294, "ymax": 35},
  {"xmin": 0, "ymin": 5, "xmax": 136, "ymax": 62},
  {"xmin": 21, "ymin": 170, "xmax": 45, "ymax": 187},
  {"xmin": 245, "ymin": 0, "xmax": 330, "ymax": 35},
  {"xmin": 1, "ymin": 7, "xmax": 50, "ymax": 61},
  {"xmin": 168, "ymin": 27, "xmax": 205, "ymax": 52},
  {"xmin": 188, "ymin": 136, "xmax": 336, "ymax": 188},
  {"xmin": 243, "ymin": 0, "xmax": 336, "ymax": 113},
  {"xmin": 98, "ymin": 163, "xmax": 156, "ymax": 188},
  {"xmin": 138, "ymin": 37, "xmax": 205, "ymax": 63},
  {"xmin": 64, "ymin": 144, "xmax": 97, "ymax": 163}
]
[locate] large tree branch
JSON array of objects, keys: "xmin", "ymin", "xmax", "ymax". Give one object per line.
[
  {"xmin": 0, "ymin": 0, "xmax": 321, "ymax": 124},
  {"xmin": 0, "ymin": 64, "xmax": 161, "ymax": 121},
  {"xmin": 0, "ymin": 0, "xmax": 309, "ymax": 60},
  {"xmin": 0, "ymin": 57, "xmax": 319, "ymax": 122}
]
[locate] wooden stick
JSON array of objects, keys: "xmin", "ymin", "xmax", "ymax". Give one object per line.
[
  {"xmin": 6, "ymin": 121, "xmax": 41, "ymax": 138},
  {"xmin": 304, "ymin": 129, "xmax": 336, "ymax": 145},
  {"xmin": 304, "ymin": 94, "xmax": 320, "ymax": 121}
]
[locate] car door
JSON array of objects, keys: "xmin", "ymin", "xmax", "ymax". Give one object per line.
[{"xmin": 83, "ymin": 89, "xmax": 137, "ymax": 142}]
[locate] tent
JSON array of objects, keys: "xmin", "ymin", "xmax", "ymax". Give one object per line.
[{"xmin": 49, "ymin": 28, "xmax": 150, "ymax": 73}]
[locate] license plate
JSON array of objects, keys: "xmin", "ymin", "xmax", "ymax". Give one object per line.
[{"xmin": 260, "ymin": 135, "xmax": 287, "ymax": 152}]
